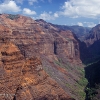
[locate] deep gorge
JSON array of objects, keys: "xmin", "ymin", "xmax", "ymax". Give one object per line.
[{"xmin": 0, "ymin": 14, "xmax": 100, "ymax": 100}]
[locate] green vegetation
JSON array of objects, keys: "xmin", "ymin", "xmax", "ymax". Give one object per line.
[
  {"xmin": 77, "ymin": 68, "xmax": 88, "ymax": 100},
  {"xmin": 54, "ymin": 60, "xmax": 62, "ymax": 66},
  {"xmin": 66, "ymin": 38, "xmax": 72, "ymax": 41},
  {"xmin": 85, "ymin": 87, "xmax": 97, "ymax": 100},
  {"xmin": 65, "ymin": 67, "xmax": 88, "ymax": 100},
  {"xmin": 77, "ymin": 67, "xmax": 88, "ymax": 86},
  {"xmin": 54, "ymin": 59, "xmax": 74, "ymax": 70},
  {"xmin": 54, "ymin": 59, "xmax": 89, "ymax": 100},
  {"xmin": 84, "ymin": 60, "xmax": 100, "ymax": 100},
  {"xmin": 78, "ymin": 77, "xmax": 88, "ymax": 86},
  {"xmin": 66, "ymin": 82, "xmax": 87, "ymax": 100},
  {"xmin": 54, "ymin": 58, "xmax": 66, "ymax": 68}
]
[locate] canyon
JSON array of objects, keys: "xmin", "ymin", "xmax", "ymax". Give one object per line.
[
  {"xmin": 84, "ymin": 24, "xmax": 100, "ymax": 100},
  {"xmin": 0, "ymin": 14, "xmax": 100, "ymax": 100}
]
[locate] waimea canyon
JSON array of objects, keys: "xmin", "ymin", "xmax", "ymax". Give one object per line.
[{"xmin": 0, "ymin": 14, "xmax": 100, "ymax": 100}]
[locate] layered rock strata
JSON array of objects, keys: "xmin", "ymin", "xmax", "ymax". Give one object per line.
[
  {"xmin": 0, "ymin": 39, "xmax": 74, "ymax": 100},
  {"xmin": 0, "ymin": 14, "xmax": 84, "ymax": 100}
]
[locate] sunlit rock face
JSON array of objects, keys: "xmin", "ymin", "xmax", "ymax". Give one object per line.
[
  {"xmin": 0, "ymin": 14, "xmax": 81, "ymax": 64},
  {"xmin": 0, "ymin": 14, "xmax": 83, "ymax": 100},
  {"xmin": 0, "ymin": 38, "xmax": 74, "ymax": 100}
]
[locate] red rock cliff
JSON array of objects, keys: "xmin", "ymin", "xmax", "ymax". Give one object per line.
[
  {"xmin": 0, "ymin": 38, "xmax": 74, "ymax": 100},
  {"xmin": 0, "ymin": 14, "xmax": 83, "ymax": 100}
]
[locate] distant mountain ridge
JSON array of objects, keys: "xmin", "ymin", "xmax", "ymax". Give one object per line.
[
  {"xmin": 85, "ymin": 24, "xmax": 100, "ymax": 46},
  {"xmin": 36, "ymin": 19, "xmax": 91, "ymax": 41}
]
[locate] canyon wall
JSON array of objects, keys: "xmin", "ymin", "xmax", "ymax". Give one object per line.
[
  {"xmin": 0, "ymin": 14, "xmax": 85, "ymax": 100},
  {"xmin": 0, "ymin": 38, "xmax": 74, "ymax": 100}
]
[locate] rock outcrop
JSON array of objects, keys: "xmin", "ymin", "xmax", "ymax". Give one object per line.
[
  {"xmin": 0, "ymin": 14, "xmax": 81, "ymax": 64},
  {"xmin": 0, "ymin": 14, "xmax": 85, "ymax": 100},
  {"xmin": 0, "ymin": 38, "xmax": 74, "ymax": 100},
  {"xmin": 35, "ymin": 19, "xmax": 81, "ymax": 64}
]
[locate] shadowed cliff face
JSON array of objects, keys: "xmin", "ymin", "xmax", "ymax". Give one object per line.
[
  {"xmin": 0, "ymin": 14, "xmax": 85, "ymax": 100},
  {"xmin": 85, "ymin": 60, "xmax": 100, "ymax": 100},
  {"xmin": 0, "ymin": 38, "xmax": 74, "ymax": 100},
  {"xmin": 83, "ymin": 24, "xmax": 100, "ymax": 63},
  {"xmin": 85, "ymin": 24, "xmax": 100, "ymax": 46},
  {"xmin": 81, "ymin": 24, "xmax": 100, "ymax": 100}
]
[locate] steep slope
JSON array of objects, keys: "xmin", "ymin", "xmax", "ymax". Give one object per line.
[
  {"xmin": 85, "ymin": 24, "xmax": 100, "ymax": 46},
  {"xmin": 0, "ymin": 14, "xmax": 81, "ymax": 64},
  {"xmin": 82, "ymin": 24, "xmax": 100, "ymax": 100},
  {"xmin": 69, "ymin": 26, "xmax": 91, "ymax": 40},
  {"xmin": 36, "ymin": 19, "xmax": 90, "ymax": 41},
  {"xmin": 35, "ymin": 19, "xmax": 81, "ymax": 64},
  {"xmin": 84, "ymin": 24, "xmax": 100, "ymax": 63},
  {"xmin": 62, "ymin": 25, "xmax": 90, "ymax": 41},
  {"xmin": 0, "ymin": 38, "xmax": 74, "ymax": 100},
  {"xmin": 85, "ymin": 60, "xmax": 100, "ymax": 100},
  {"xmin": 0, "ymin": 14, "xmax": 87, "ymax": 100}
]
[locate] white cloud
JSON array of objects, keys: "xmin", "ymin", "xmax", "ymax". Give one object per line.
[
  {"xmin": 3, "ymin": 0, "xmax": 24, "ymax": 4},
  {"xmin": 28, "ymin": 0, "xmax": 38, "ymax": 5},
  {"xmin": 54, "ymin": 13, "xmax": 59, "ymax": 18},
  {"xmin": 59, "ymin": 0, "xmax": 100, "ymax": 18},
  {"xmin": 38, "ymin": 12, "xmax": 54, "ymax": 20},
  {"xmin": 23, "ymin": 8, "xmax": 36, "ymax": 15},
  {"xmin": 84, "ymin": 22, "xmax": 96, "ymax": 27},
  {"xmin": 38, "ymin": 11, "xmax": 59, "ymax": 20},
  {"xmin": 77, "ymin": 22, "xmax": 83, "ymax": 26},
  {"xmin": 0, "ymin": 1, "xmax": 21, "ymax": 13}
]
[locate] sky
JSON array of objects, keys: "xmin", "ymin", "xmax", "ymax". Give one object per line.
[{"xmin": 0, "ymin": 0, "xmax": 100, "ymax": 27}]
